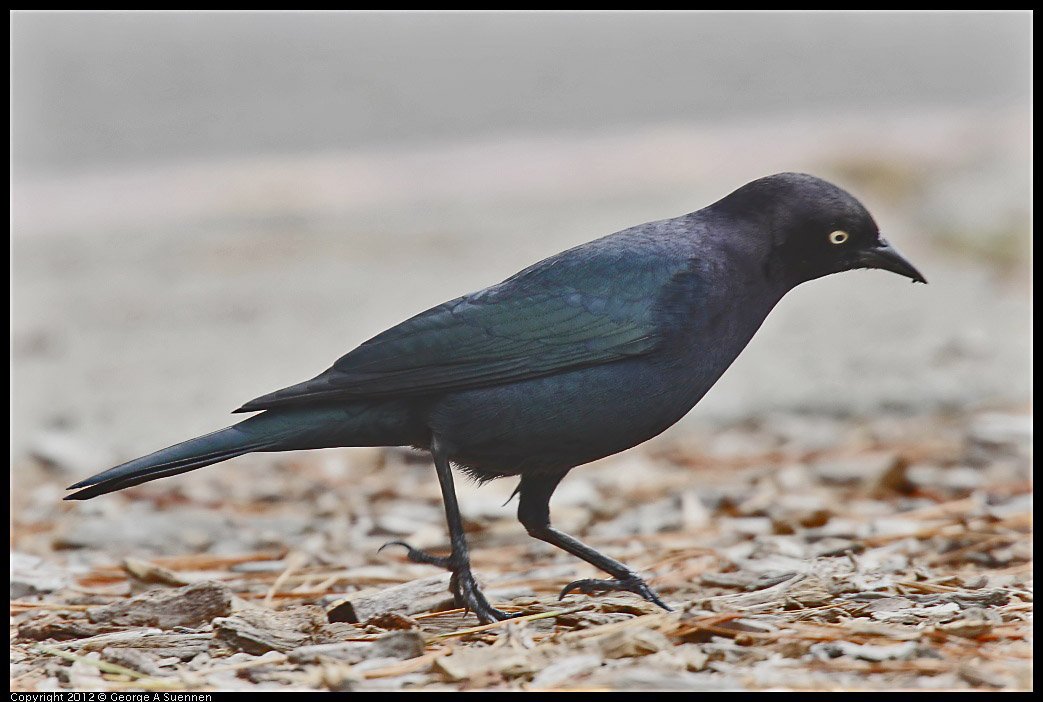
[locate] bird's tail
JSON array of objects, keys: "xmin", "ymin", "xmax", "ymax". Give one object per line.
[
  {"xmin": 64, "ymin": 422, "xmax": 280, "ymax": 501},
  {"xmin": 64, "ymin": 401, "xmax": 423, "ymax": 501}
]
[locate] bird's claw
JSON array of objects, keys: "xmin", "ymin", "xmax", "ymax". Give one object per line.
[
  {"xmin": 559, "ymin": 575, "xmax": 673, "ymax": 611},
  {"xmin": 379, "ymin": 541, "xmax": 520, "ymax": 623},
  {"xmin": 378, "ymin": 540, "xmax": 452, "ymax": 568},
  {"xmin": 450, "ymin": 569, "xmax": 522, "ymax": 623}
]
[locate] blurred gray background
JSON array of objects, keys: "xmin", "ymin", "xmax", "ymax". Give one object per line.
[{"xmin": 11, "ymin": 11, "xmax": 1031, "ymax": 467}]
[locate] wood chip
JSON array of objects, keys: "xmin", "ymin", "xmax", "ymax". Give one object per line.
[
  {"xmin": 290, "ymin": 630, "xmax": 425, "ymax": 665},
  {"xmin": 87, "ymin": 580, "xmax": 233, "ymax": 629},
  {"xmin": 213, "ymin": 605, "xmax": 333, "ymax": 654},
  {"xmin": 326, "ymin": 573, "xmax": 453, "ymax": 623}
]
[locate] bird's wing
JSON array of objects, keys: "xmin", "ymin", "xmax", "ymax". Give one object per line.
[{"xmin": 235, "ymin": 246, "xmax": 690, "ymax": 412}]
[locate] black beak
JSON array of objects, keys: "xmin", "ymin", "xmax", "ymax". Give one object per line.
[{"xmin": 857, "ymin": 238, "xmax": 927, "ymax": 284}]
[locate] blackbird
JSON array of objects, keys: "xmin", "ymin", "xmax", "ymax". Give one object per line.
[{"xmin": 66, "ymin": 172, "xmax": 926, "ymax": 622}]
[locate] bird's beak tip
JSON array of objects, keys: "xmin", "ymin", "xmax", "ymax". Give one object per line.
[{"xmin": 859, "ymin": 239, "xmax": 926, "ymax": 286}]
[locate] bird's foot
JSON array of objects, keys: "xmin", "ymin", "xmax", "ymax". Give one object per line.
[
  {"xmin": 448, "ymin": 566, "xmax": 522, "ymax": 624},
  {"xmin": 559, "ymin": 574, "xmax": 673, "ymax": 611},
  {"xmin": 380, "ymin": 541, "xmax": 520, "ymax": 623}
]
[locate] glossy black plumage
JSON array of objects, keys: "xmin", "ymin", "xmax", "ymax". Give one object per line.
[{"xmin": 66, "ymin": 172, "xmax": 925, "ymax": 621}]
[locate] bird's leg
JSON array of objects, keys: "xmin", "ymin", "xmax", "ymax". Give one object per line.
[
  {"xmin": 517, "ymin": 473, "xmax": 672, "ymax": 611},
  {"xmin": 381, "ymin": 435, "xmax": 516, "ymax": 623}
]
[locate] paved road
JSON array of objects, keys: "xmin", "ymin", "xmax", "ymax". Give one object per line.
[{"xmin": 12, "ymin": 12, "xmax": 1030, "ymax": 176}]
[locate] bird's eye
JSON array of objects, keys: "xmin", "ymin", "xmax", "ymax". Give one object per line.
[{"xmin": 828, "ymin": 230, "xmax": 849, "ymax": 245}]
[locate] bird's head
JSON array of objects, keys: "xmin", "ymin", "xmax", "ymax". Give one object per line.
[{"xmin": 713, "ymin": 172, "xmax": 926, "ymax": 288}]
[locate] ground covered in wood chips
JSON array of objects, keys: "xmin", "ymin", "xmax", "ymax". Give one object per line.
[{"xmin": 10, "ymin": 407, "xmax": 1031, "ymax": 691}]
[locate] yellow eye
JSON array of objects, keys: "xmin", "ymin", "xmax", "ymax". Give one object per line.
[{"xmin": 829, "ymin": 230, "xmax": 849, "ymax": 245}]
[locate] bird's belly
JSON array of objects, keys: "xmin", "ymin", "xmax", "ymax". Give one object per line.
[{"xmin": 426, "ymin": 359, "xmax": 706, "ymax": 480}]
